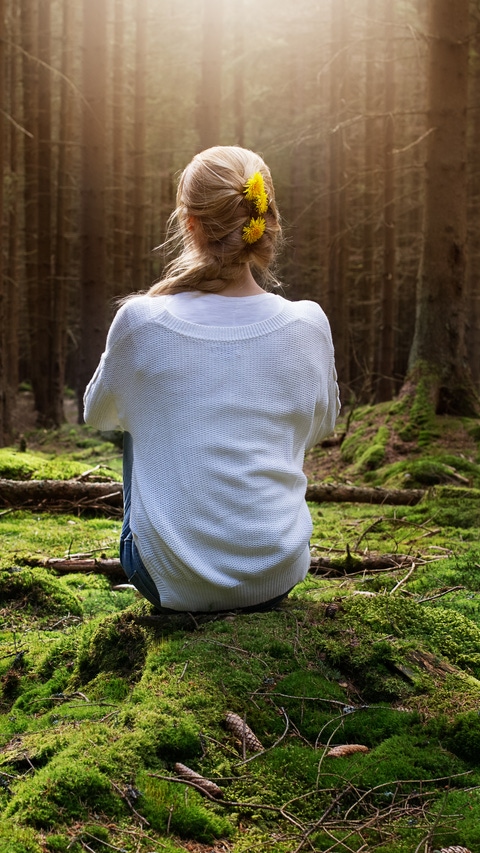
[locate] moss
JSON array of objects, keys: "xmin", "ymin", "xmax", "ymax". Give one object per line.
[
  {"xmin": 356, "ymin": 425, "xmax": 389, "ymax": 472},
  {"xmin": 137, "ymin": 710, "xmax": 203, "ymax": 762},
  {"xmin": 0, "ymin": 568, "xmax": 82, "ymax": 618},
  {"xmin": 430, "ymin": 788, "xmax": 480, "ymax": 849},
  {"xmin": 139, "ymin": 773, "xmax": 232, "ymax": 842},
  {"xmin": 73, "ymin": 611, "xmax": 147, "ymax": 683},
  {"xmin": 0, "ymin": 825, "xmax": 43, "ymax": 853},
  {"xmin": 340, "ymin": 423, "xmax": 389, "ymax": 472},
  {"xmin": 340, "ymin": 425, "xmax": 367, "ymax": 463},
  {"xmin": 4, "ymin": 757, "xmax": 122, "ymax": 828},
  {"xmin": 403, "ymin": 374, "xmax": 438, "ymax": 446},
  {"xmin": 0, "ymin": 448, "xmax": 119, "ymax": 481}
]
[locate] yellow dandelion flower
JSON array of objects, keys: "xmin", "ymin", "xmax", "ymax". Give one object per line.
[
  {"xmin": 244, "ymin": 172, "xmax": 269, "ymax": 215},
  {"xmin": 242, "ymin": 216, "xmax": 266, "ymax": 244},
  {"xmin": 244, "ymin": 172, "xmax": 265, "ymax": 201},
  {"xmin": 255, "ymin": 189, "xmax": 268, "ymax": 215}
]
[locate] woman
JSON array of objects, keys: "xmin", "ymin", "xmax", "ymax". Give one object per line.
[{"xmin": 84, "ymin": 146, "xmax": 340, "ymax": 613}]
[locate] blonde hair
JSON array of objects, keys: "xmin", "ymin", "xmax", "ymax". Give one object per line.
[{"xmin": 148, "ymin": 146, "xmax": 282, "ymax": 295}]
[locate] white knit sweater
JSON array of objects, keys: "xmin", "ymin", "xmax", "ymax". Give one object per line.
[{"xmin": 84, "ymin": 293, "xmax": 340, "ymax": 611}]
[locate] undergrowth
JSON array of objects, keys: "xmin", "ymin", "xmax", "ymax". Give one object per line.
[{"xmin": 0, "ymin": 408, "xmax": 480, "ymax": 852}]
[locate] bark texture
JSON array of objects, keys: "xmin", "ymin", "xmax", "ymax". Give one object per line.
[{"xmin": 407, "ymin": 0, "xmax": 479, "ymax": 414}]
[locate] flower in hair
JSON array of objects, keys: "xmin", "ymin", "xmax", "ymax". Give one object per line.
[
  {"xmin": 243, "ymin": 172, "xmax": 268, "ymax": 215},
  {"xmin": 242, "ymin": 216, "xmax": 266, "ymax": 244}
]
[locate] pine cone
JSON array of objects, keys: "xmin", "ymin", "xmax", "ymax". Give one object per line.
[
  {"xmin": 224, "ymin": 712, "xmax": 263, "ymax": 752},
  {"xmin": 437, "ymin": 848, "xmax": 472, "ymax": 853},
  {"xmin": 174, "ymin": 763, "xmax": 223, "ymax": 799},
  {"xmin": 327, "ymin": 743, "xmax": 370, "ymax": 758},
  {"xmin": 325, "ymin": 602, "xmax": 340, "ymax": 618}
]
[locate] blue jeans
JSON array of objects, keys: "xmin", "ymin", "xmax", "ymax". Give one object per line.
[
  {"xmin": 120, "ymin": 433, "xmax": 173, "ymax": 610},
  {"xmin": 120, "ymin": 432, "xmax": 291, "ymax": 614}
]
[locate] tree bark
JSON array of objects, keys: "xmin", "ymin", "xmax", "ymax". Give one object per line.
[
  {"xmin": 0, "ymin": 0, "xmax": 6, "ymax": 445},
  {"xmin": 407, "ymin": 0, "xmax": 479, "ymax": 415},
  {"xmin": 376, "ymin": 0, "xmax": 396, "ymax": 402},
  {"xmin": 327, "ymin": 0, "xmax": 349, "ymax": 396},
  {"xmin": 77, "ymin": 0, "xmax": 108, "ymax": 414},
  {"xmin": 197, "ymin": 0, "xmax": 223, "ymax": 150},
  {"xmin": 112, "ymin": 0, "xmax": 126, "ymax": 294},
  {"xmin": 21, "ymin": 0, "xmax": 39, "ymax": 417},
  {"xmin": 0, "ymin": 478, "xmax": 426, "ymax": 512},
  {"xmin": 132, "ymin": 0, "xmax": 147, "ymax": 288}
]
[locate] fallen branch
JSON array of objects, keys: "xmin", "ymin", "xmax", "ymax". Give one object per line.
[
  {"xmin": 22, "ymin": 551, "xmax": 424, "ymax": 583},
  {"xmin": 306, "ymin": 482, "xmax": 424, "ymax": 505},
  {"xmin": 0, "ymin": 477, "xmax": 426, "ymax": 513},
  {"xmin": 0, "ymin": 478, "xmax": 123, "ymax": 514},
  {"xmin": 24, "ymin": 556, "xmax": 126, "ymax": 581}
]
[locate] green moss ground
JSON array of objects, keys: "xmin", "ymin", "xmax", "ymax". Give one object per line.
[{"xmin": 1, "ymin": 409, "xmax": 480, "ymax": 852}]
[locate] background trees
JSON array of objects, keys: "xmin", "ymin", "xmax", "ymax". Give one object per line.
[{"xmin": 0, "ymin": 0, "xmax": 479, "ymax": 444}]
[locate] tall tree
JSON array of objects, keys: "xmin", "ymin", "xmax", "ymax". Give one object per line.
[
  {"xmin": 132, "ymin": 0, "xmax": 147, "ymax": 288},
  {"xmin": 6, "ymin": 0, "xmax": 19, "ymax": 407},
  {"xmin": 376, "ymin": 0, "xmax": 396, "ymax": 402},
  {"xmin": 77, "ymin": 0, "xmax": 108, "ymax": 413},
  {"xmin": 112, "ymin": 0, "xmax": 126, "ymax": 293},
  {"xmin": 0, "ymin": 0, "xmax": 7, "ymax": 444},
  {"xmin": 361, "ymin": 0, "xmax": 380, "ymax": 399},
  {"xmin": 197, "ymin": 0, "xmax": 223, "ymax": 150},
  {"xmin": 407, "ymin": 0, "xmax": 479, "ymax": 414},
  {"xmin": 21, "ymin": 0, "xmax": 39, "ymax": 411},
  {"xmin": 34, "ymin": 0, "xmax": 65, "ymax": 426},
  {"xmin": 232, "ymin": 0, "xmax": 245, "ymax": 148},
  {"xmin": 467, "ymin": 3, "xmax": 480, "ymax": 389},
  {"xmin": 53, "ymin": 0, "xmax": 75, "ymax": 421},
  {"xmin": 327, "ymin": 0, "xmax": 349, "ymax": 395}
]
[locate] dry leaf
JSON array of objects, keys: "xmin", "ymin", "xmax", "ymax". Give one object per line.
[
  {"xmin": 225, "ymin": 711, "xmax": 263, "ymax": 752},
  {"xmin": 327, "ymin": 743, "xmax": 370, "ymax": 758},
  {"xmin": 174, "ymin": 763, "xmax": 223, "ymax": 798}
]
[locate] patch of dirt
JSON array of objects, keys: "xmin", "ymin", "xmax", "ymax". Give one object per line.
[{"xmin": 12, "ymin": 391, "xmax": 78, "ymax": 435}]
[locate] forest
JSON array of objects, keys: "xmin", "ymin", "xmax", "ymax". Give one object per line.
[
  {"xmin": 2, "ymin": 1, "xmax": 480, "ymax": 852},
  {"xmin": 1, "ymin": 0, "xmax": 480, "ymax": 439}
]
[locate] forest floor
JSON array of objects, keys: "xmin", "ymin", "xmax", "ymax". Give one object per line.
[{"xmin": 1, "ymin": 391, "xmax": 480, "ymax": 853}]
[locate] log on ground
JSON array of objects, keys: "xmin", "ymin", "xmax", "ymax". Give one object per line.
[{"xmin": 0, "ymin": 478, "xmax": 426, "ymax": 513}]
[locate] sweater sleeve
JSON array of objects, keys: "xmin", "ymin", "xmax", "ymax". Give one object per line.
[
  {"xmin": 302, "ymin": 303, "xmax": 341, "ymax": 450},
  {"xmin": 83, "ymin": 300, "xmax": 139, "ymax": 431}
]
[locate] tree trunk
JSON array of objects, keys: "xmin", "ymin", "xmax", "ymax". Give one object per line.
[
  {"xmin": 407, "ymin": 0, "xmax": 479, "ymax": 415},
  {"xmin": 21, "ymin": 0, "xmax": 39, "ymax": 416},
  {"xmin": 232, "ymin": 0, "xmax": 245, "ymax": 148},
  {"xmin": 0, "ymin": 0, "xmax": 7, "ymax": 445},
  {"xmin": 376, "ymin": 0, "xmax": 396, "ymax": 402},
  {"xmin": 327, "ymin": 0, "xmax": 349, "ymax": 396},
  {"xmin": 6, "ymin": 0, "xmax": 19, "ymax": 402},
  {"xmin": 112, "ymin": 0, "xmax": 126, "ymax": 294},
  {"xmin": 361, "ymin": 0, "xmax": 380, "ymax": 401},
  {"xmin": 77, "ymin": 0, "xmax": 108, "ymax": 415},
  {"xmin": 53, "ymin": 0, "xmax": 74, "ymax": 419},
  {"xmin": 197, "ymin": 0, "xmax": 223, "ymax": 150},
  {"xmin": 35, "ymin": 0, "xmax": 65, "ymax": 427},
  {"xmin": 467, "ymin": 5, "xmax": 480, "ymax": 389},
  {"xmin": 132, "ymin": 0, "xmax": 147, "ymax": 289}
]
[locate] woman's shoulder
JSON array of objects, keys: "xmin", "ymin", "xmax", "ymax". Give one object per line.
[
  {"xmin": 114, "ymin": 293, "xmax": 168, "ymax": 325},
  {"xmin": 280, "ymin": 296, "xmax": 330, "ymax": 326},
  {"xmin": 106, "ymin": 294, "xmax": 168, "ymax": 348}
]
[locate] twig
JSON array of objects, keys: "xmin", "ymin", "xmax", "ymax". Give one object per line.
[
  {"xmin": 110, "ymin": 780, "xmax": 150, "ymax": 826},
  {"xmin": 417, "ymin": 585, "xmax": 466, "ymax": 603},
  {"xmin": 83, "ymin": 832, "xmax": 127, "ymax": 852},
  {"xmin": 147, "ymin": 773, "xmax": 304, "ymax": 828},
  {"xmin": 291, "ymin": 784, "xmax": 354, "ymax": 853},
  {"xmin": 390, "ymin": 562, "xmax": 416, "ymax": 593}
]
